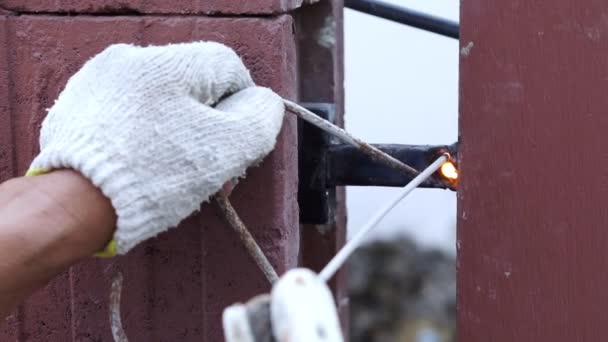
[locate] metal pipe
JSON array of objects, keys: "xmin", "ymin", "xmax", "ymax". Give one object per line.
[{"xmin": 344, "ymin": 0, "xmax": 459, "ymax": 39}]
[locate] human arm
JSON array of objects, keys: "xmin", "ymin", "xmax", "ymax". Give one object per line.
[
  {"xmin": 0, "ymin": 169, "xmax": 116, "ymax": 318},
  {"xmin": 0, "ymin": 41, "xmax": 285, "ymax": 319}
]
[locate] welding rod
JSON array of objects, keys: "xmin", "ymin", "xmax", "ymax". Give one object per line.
[
  {"xmin": 318, "ymin": 154, "xmax": 448, "ymax": 282},
  {"xmin": 215, "ymin": 193, "xmax": 280, "ymax": 284},
  {"xmin": 284, "ymin": 99, "xmax": 422, "ymax": 180}
]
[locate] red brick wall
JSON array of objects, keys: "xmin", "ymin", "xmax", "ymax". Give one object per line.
[
  {"xmin": 0, "ymin": 1, "xmax": 344, "ymax": 340},
  {"xmin": 0, "ymin": 0, "xmax": 308, "ymax": 14}
]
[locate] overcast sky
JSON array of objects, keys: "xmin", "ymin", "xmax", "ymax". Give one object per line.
[{"xmin": 344, "ymin": 0, "xmax": 459, "ymax": 253}]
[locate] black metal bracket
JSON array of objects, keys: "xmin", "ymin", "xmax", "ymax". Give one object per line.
[
  {"xmin": 298, "ymin": 103, "xmax": 337, "ymax": 225},
  {"xmin": 298, "ymin": 103, "xmax": 458, "ymax": 225}
]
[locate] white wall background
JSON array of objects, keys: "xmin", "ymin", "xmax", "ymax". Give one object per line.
[{"xmin": 344, "ymin": 0, "xmax": 459, "ymax": 253}]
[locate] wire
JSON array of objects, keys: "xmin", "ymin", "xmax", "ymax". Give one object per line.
[
  {"xmin": 109, "ymin": 272, "xmax": 128, "ymax": 342},
  {"xmin": 284, "ymin": 99, "xmax": 421, "ymax": 180},
  {"xmin": 318, "ymin": 154, "xmax": 448, "ymax": 282},
  {"xmin": 215, "ymin": 101, "xmax": 447, "ymax": 286},
  {"xmin": 215, "ymin": 193, "xmax": 280, "ymax": 284}
]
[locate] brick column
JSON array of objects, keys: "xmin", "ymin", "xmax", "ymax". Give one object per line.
[{"xmin": 0, "ymin": 1, "xmax": 341, "ymax": 339}]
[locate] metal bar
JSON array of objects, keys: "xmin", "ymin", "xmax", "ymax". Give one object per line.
[
  {"xmin": 215, "ymin": 193, "xmax": 279, "ymax": 284},
  {"xmin": 327, "ymin": 143, "xmax": 457, "ymax": 189},
  {"xmin": 344, "ymin": 0, "xmax": 460, "ymax": 39}
]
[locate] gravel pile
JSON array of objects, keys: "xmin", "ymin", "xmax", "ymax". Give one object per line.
[{"xmin": 348, "ymin": 238, "xmax": 456, "ymax": 342}]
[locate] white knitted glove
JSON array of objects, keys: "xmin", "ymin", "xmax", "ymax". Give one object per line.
[
  {"xmin": 271, "ymin": 269, "xmax": 344, "ymax": 342},
  {"xmin": 28, "ymin": 42, "xmax": 285, "ymax": 255},
  {"xmin": 222, "ymin": 269, "xmax": 344, "ymax": 342}
]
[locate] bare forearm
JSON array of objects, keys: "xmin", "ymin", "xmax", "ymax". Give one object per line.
[{"xmin": 0, "ymin": 170, "xmax": 116, "ymax": 318}]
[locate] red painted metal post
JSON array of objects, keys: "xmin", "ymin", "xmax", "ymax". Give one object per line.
[
  {"xmin": 459, "ymin": 1, "xmax": 608, "ymax": 341},
  {"xmin": 0, "ymin": 1, "xmax": 342, "ymax": 339}
]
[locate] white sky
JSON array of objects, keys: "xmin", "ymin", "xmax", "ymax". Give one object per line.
[{"xmin": 344, "ymin": 0, "xmax": 459, "ymax": 253}]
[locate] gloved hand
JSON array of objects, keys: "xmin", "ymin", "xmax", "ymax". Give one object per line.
[
  {"xmin": 223, "ymin": 269, "xmax": 344, "ymax": 342},
  {"xmin": 271, "ymin": 269, "xmax": 343, "ymax": 342},
  {"xmin": 28, "ymin": 42, "xmax": 285, "ymax": 255}
]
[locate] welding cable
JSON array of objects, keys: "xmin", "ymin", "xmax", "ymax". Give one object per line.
[
  {"xmin": 283, "ymin": 100, "xmax": 423, "ymax": 180},
  {"xmin": 215, "ymin": 193, "xmax": 280, "ymax": 284},
  {"xmin": 109, "ymin": 272, "xmax": 128, "ymax": 342},
  {"xmin": 318, "ymin": 154, "xmax": 449, "ymax": 282}
]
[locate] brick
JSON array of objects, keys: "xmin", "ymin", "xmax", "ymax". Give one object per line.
[
  {"xmin": 0, "ymin": 16, "xmax": 12, "ymax": 182},
  {"xmin": 0, "ymin": 0, "xmax": 310, "ymax": 15},
  {"xmin": 0, "ymin": 15, "xmax": 298, "ymax": 341}
]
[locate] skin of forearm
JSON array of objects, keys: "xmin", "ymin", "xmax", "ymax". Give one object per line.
[{"xmin": 0, "ymin": 169, "xmax": 116, "ymax": 318}]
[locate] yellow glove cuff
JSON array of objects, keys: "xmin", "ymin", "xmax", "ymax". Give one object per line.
[
  {"xmin": 25, "ymin": 167, "xmax": 118, "ymax": 258},
  {"xmin": 25, "ymin": 167, "xmax": 50, "ymax": 177}
]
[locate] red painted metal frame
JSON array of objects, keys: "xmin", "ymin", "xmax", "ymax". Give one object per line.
[
  {"xmin": 459, "ymin": 1, "xmax": 608, "ymax": 340},
  {"xmin": 296, "ymin": 0, "xmax": 348, "ymax": 332},
  {"xmin": 297, "ymin": 1, "xmax": 346, "ymax": 278}
]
